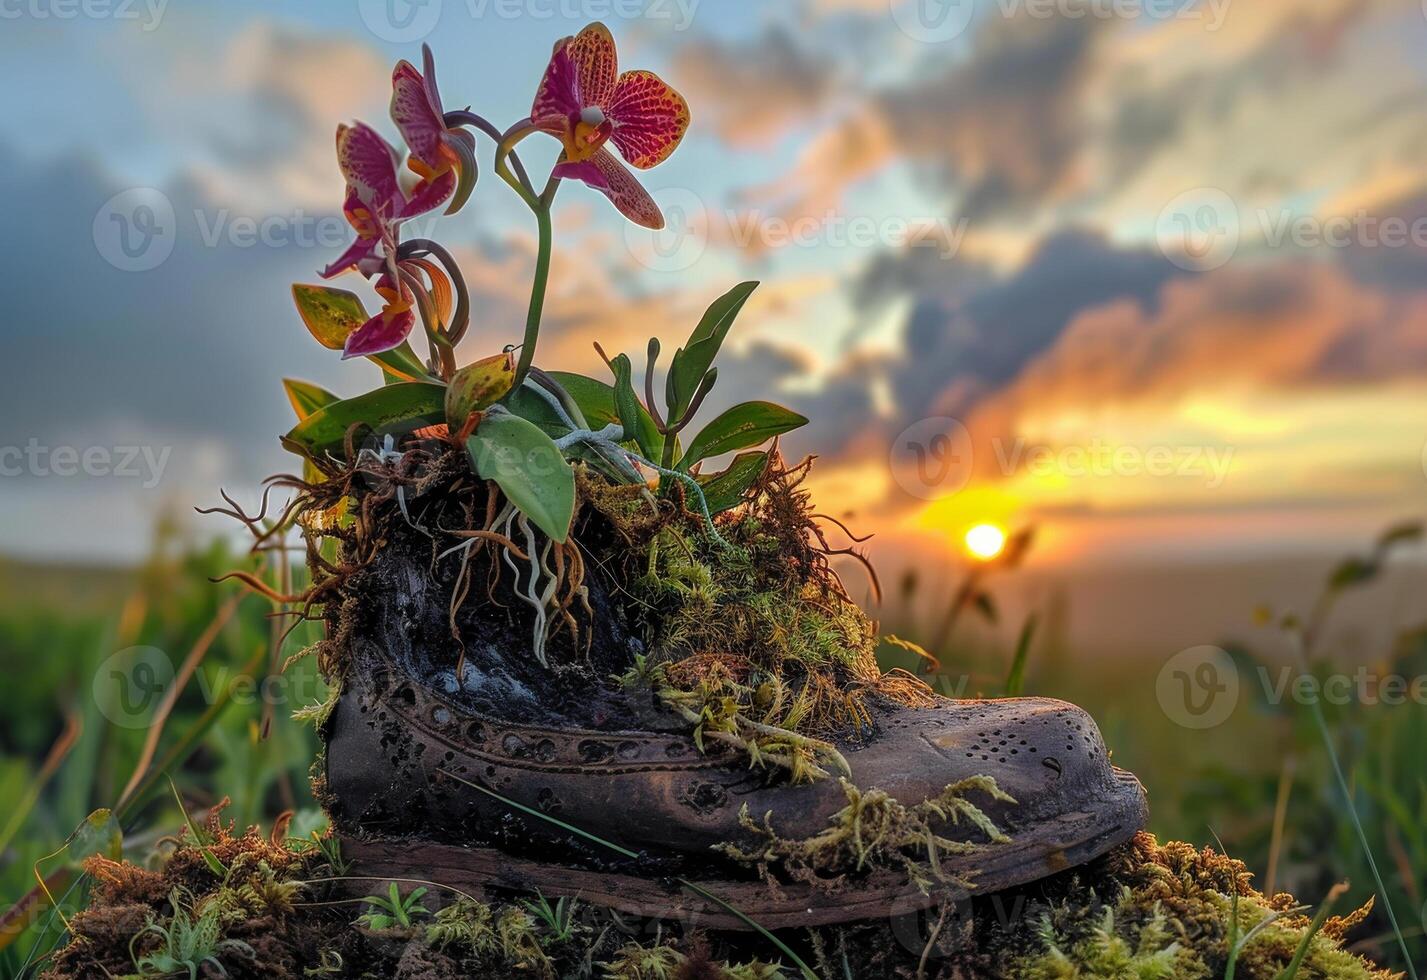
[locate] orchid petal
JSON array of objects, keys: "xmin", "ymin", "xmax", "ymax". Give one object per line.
[
  {"xmin": 320, "ymin": 236, "xmax": 379, "ymax": 280},
  {"xmin": 607, "ymin": 69, "xmax": 690, "ymax": 170},
  {"xmin": 343, "ymin": 308, "xmax": 415, "ymax": 358},
  {"xmin": 532, "ymin": 41, "xmax": 581, "ymax": 123},
  {"xmin": 406, "ymin": 257, "xmax": 454, "ymax": 324},
  {"xmin": 444, "ymin": 128, "xmax": 478, "ymax": 215},
  {"xmin": 391, "ymin": 59, "xmax": 446, "ymax": 170},
  {"xmin": 566, "ymin": 22, "xmax": 618, "ymax": 108},
  {"xmin": 583, "ymin": 147, "xmax": 663, "ymax": 229},
  {"xmin": 336, "ymin": 123, "xmax": 403, "ymax": 217},
  {"xmin": 551, "ymin": 158, "xmax": 608, "ymax": 190},
  {"xmin": 401, "ymin": 168, "xmax": 456, "ymax": 218},
  {"xmin": 421, "ymin": 44, "xmax": 444, "ymax": 116}
]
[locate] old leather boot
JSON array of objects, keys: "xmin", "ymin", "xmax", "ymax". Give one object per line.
[{"xmin": 320, "ymin": 498, "xmax": 1147, "ymax": 928}]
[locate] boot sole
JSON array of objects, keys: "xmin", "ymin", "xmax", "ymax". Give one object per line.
[{"xmin": 337, "ymin": 768, "xmax": 1145, "ymax": 930}]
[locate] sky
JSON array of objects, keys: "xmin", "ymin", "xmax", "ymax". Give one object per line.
[{"xmin": 2, "ymin": 0, "xmax": 1427, "ymax": 573}]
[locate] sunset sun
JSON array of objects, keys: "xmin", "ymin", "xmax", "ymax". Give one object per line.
[{"xmin": 964, "ymin": 523, "xmax": 1008, "ymax": 561}]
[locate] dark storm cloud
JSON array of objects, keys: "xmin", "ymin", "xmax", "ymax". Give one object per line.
[
  {"xmin": 0, "ymin": 140, "xmax": 349, "ymax": 476},
  {"xmin": 874, "ymin": 231, "xmax": 1181, "ymax": 425}
]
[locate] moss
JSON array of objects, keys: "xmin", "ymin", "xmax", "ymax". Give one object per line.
[
  {"xmin": 423, "ymin": 897, "xmax": 497, "ymax": 956},
  {"xmin": 717, "ymin": 775, "xmax": 1015, "ymax": 894},
  {"xmin": 943, "ymin": 834, "xmax": 1399, "ymax": 980},
  {"xmin": 601, "ymin": 941, "xmax": 688, "ymax": 979},
  {"xmin": 601, "ymin": 941, "xmax": 788, "ymax": 980},
  {"xmin": 1017, "ymin": 899, "xmax": 1196, "ymax": 979},
  {"xmin": 598, "ymin": 455, "xmax": 942, "ymax": 775},
  {"xmin": 46, "ymin": 828, "xmax": 1397, "ymax": 980}
]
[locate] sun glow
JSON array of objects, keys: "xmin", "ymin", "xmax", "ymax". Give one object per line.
[{"xmin": 964, "ymin": 523, "xmax": 1008, "ymax": 561}]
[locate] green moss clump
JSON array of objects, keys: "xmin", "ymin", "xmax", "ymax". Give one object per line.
[
  {"xmin": 942, "ymin": 834, "xmax": 1399, "ymax": 980},
  {"xmin": 717, "ymin": 775, "xmax": 1015, "ymax": 893},
  {"xmin": 589, "ymin": 457, "xmax": 938, "ymax": 782}
]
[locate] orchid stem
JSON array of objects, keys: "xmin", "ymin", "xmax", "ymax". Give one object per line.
[
  {"xmin": 513, "ymin": 199, "xmax": 552, "ymax": 392},
  {"xmin": 495, "ymin": 124, "xmax": 541, "ymax": 213},
  {"xmin": 442, "ymin": 109, "xmax": 535, "ymax": 198}
]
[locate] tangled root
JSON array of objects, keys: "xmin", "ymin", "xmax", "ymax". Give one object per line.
[{"xmin": 211, "ymin": 436, "xmax": 605, "ymax": 683}]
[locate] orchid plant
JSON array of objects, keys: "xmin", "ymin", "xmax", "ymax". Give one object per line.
[{"xmin": 283, "ymin": 23, "xmax": 807, "ymax": 547}]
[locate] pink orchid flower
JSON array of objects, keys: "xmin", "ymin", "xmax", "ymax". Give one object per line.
[
  {"xmin": 343, "ymin": 270, "xmax": 416, "ymax": 360},
  {"xmin": 320, "ymin": 121, "xmax": 454, "ymax": 280},
  {"xmin": 530, "ymin": 22, "xmax": 690, "ymax": 229},
  {"xmin": 391, "ymin": 45, "xmax": 478, "ymax": 214}
]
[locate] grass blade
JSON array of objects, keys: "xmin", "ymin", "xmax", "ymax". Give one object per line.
[
  {"xmin": 1003, "ymin": 614, "xmax": 1038, "ymax": 697},
  {"xmin": 1287, "ymin": 634, "xmax": 1420, "ymax": 978},
  {"xmin": 675, "ymin": 877, "xmax": 820, "ymax": 980},
  {"xmin": 1275, "ymin": 882, "xmax": 1347, "ymax": 980},
  {"xmin": 437, "ymin": 768, "xmax": 638, "ymax": 859},
  {"xmin": 166, "ymin": 775, "xmax": 226, "ymax": 877},
  {"xmin": 0, "ymin": 711, "xmax": 80, "ymax": 857}
]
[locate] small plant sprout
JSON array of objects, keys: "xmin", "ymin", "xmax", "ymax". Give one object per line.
[
  {"xmin": 519, "ymin": 890, "xmax": 583, "ymax": 944},
  {"xmin": 355, "ymin": 882, "xmax": 432, "ymax": 931},
  {"xmin": 130, "ymin": 888, "xmax": 254, "ymax": 980}
]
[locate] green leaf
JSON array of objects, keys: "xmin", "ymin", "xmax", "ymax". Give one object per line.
[
  {"xmin": 68, "ymin": 809, "xmax": 122, "ymax": 864},
  {"xmin": 293, "ymin": 283, "xmax": 367, "ymax": 350},
  {"xmin": 1327, "ymin": 556, "xmax": 1376, "ymax": 592},
  {"xmin": 1376, "ymin": 521, "xmax": 1423, "ymax": 552},
  {"xmin": 284, "ymin": 382, "xmax": 446, "ymax": 459},
  {"xmin": 445, "ymin": 352, "xmax": 516, "ymax": 428},
  {"xmin": 666, "ymin": 281, "xmax": 758, "ymax": 422},
  {"xmin": 679, "ymin": 401, "xmax": 806, "ymax": 471},
  {"xmin": 466, "ymin": 413, "xmax": 575, "ymax": 542},
  {"xmin": 291, "ymin": 283, "xmax": 430, "ymax": 383},
  {"xmin": 282, "ymin": 379, "xmax": 339, "ymax": 422},
  {"xmin": 698, "ymin": 451, "xmax": 768, "ymax": 514},
  {"xmin": 373, "ymin": 342, "xmax": 431, "ymax": 384}
]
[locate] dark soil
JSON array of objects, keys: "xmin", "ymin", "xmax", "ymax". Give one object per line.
[{"xmin": 331, "ymin": 466, "xmax": 653, "ymax": 731}]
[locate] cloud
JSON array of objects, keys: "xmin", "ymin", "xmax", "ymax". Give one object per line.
[
  {"xmin": 862, "ymin": 230, "xmax": 1179, "ymax": 428},
  {"xmin": 743, "ymin": 12, "xmax": 1106, "ymax": 227},
  {"xmin": 153, "ymin": 22, "xmax": 389, "ymax": 210},
  {"xmin": 0, "ymin": 138, "xmax": 387, "ymax": 558},
  {"xmin": 673, "ymin": 25, "xmax": 838, "ymax": 148},
  {"xmin": 960, "ymin": 259, "xmax": 1427, "ymax": 481}
]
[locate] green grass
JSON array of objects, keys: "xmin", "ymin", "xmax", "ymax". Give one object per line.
[{"xmin": 0, "ymin": 540, "xmax": 324, "ymax": 978}]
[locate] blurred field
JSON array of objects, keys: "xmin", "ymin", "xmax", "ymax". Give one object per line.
[{"xmin": 1, "ymin": 528, "xmax": 1424, "ymax": 974}]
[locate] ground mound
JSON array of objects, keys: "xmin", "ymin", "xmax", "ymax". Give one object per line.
[{"xmin": 47, "ymin": 812, "xmax": 1395, "ymax": 980}]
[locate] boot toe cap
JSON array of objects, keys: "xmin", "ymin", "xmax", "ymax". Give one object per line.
[{"xmin": 846, "ymin": 696, "xmax": 1143, "ymax": 834}]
